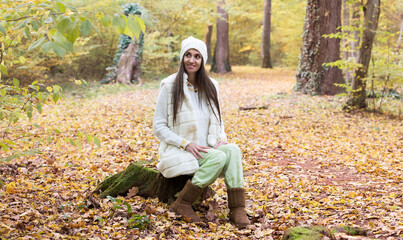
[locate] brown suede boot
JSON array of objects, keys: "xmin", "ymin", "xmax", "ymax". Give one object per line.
[
  {"xmin": 227, "ymin": 188, "xmax": 250, "ymax": 228},
  {"xmin": 170, "ymin": 180, "xmax": 203, "ymax": 222}
]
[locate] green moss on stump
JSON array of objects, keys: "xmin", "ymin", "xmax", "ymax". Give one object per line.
[
  {"xmin": 94, "ymin": 161, "xmax": 214, "ymax": 203},
  {"xmin": 282, "ymin": 226, "xmax": 334, "ymax": 240},
  {"xmin": 331, "ymin": 225, "xmax": 367, "ymax": 236}
]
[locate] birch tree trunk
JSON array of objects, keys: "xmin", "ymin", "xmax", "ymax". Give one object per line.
[
  {"xmin": 261, "ymin": 0, "xmax": 273, "ymax": 68},
  {"xmin": 347, "ymin": 0, "xmax": 381, "ymax": 108}
]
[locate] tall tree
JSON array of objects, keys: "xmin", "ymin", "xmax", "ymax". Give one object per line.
[
  {"xmin": 295, "ymin": 0, "xmax": 344, "ymax": 95},
  {"xmin": 342, "ymin": 1, "xmax": 362, "ymax": 84},
  {"xmin": 211, "ymin": 0, "xmax": 231, "ymax": 73},
  {"xmin": 351, "ymin": 2, "xmax": 361, "ymax": 62},
  {"xmin": 346, "ymin": 0, "xmax": 381, "ymax": 108},
  {"xmin": 396, "ymin": 14, "xmax": 403, "ymax": 57},
  {"xmin": 204, "ymin": 24, "xmax": 213, "ymax": 64},
  {"xmin": 261, "ymin": 0, "xmax": 273, "ymax": 68},
  {"xmin": 342, "ymin": 0, "xmax": 351, "ymax": 81}
]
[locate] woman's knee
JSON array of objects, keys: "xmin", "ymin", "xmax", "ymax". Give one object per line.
[
  {"xmin": 227, "ymin": 143, "xmax": 241, "ymax": 152},
  {"xmin": 220, "ymin": 143, "xmax": 241, "ymax": 155},
  {"xmin": 208, "ymin": 151, "xmax": 227, "ymax": 167}
]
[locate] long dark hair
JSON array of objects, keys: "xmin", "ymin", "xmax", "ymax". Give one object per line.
[{"xmin": 172, "ymin": 59, "xmax": 221, "ymax": 124}]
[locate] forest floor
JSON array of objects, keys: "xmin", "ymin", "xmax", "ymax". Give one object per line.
[{"xmin": 0, "ymin": 66, "xmax": 402, "ymax": 239}]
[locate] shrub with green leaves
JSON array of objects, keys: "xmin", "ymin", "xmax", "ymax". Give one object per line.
[
  {"xmin": 106, "ymin": 196, "xmax": 151, "ymax": 230},
  {"xmin": 0, "ymin": 0, "xmax": 145, "ymax": 161},
  {"xmin": 0, "ymin": 79, "xmax": 62, "ymax": 161}
]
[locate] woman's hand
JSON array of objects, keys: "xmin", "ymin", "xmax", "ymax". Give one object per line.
[
  {"xmin": 214, "ymin": 140, "xmax": 227, "ymax": 149},
  {"xmin": 185, "ymin": 142, "xmax": 210, "ymax": 159}
]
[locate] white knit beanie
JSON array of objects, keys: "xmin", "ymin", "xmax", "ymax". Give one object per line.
[{"xmin": 179, "ymin": 36, "xmax": 208, "ymax": 65}]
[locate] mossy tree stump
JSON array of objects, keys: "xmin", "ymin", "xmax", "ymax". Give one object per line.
[
  {"xmin": 282, "ymin": 226, "xmax": 334, "ymax": 240},
  {"xmin": 93, "ymin": 161, "xmax": 214, "ymax": 203},
  {"xmin": 282, "ymin": 225, "xmax": 368, "ymax": 240}
]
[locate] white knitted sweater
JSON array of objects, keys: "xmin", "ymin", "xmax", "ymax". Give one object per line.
[{"xmin": 153, "ymin": 72, "xmax": 226, "ymax": 178}]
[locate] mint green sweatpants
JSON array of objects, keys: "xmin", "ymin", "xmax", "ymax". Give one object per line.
[{"xmin": 191, "ymin": 143, "xmax": 244, "ymax": 189}]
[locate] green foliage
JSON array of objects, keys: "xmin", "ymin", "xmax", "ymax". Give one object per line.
[
  {"xmin": 1, "ymin": 0, "xmax": 307, "ymax": 83},
  {"xmin": 102, "ymin": 3, "xmax": 146, "ymax": 84},
  {"xmin": 365, "ymin": 28, "xmax": 402, "ymax": 112},
  {"xmin": 283, "ymin": 226, "xmax": 332, "ymax": 240},
  {"xmin": 0, "ymin": 0, "xmax": 145, "ymax": 161},
  {"xmin": 106, "ymin": 196, "xmax": 151, "ymax": 230},
  {"xmin": 134, "ymin": 0, "xmax": 306, "ymax": 68},
  {"xmin": 0, "ymin": 0, "xmax": 146, "ymax": 84},
  {"xmin": 1, "ymin": 1, "xmax": 87, "ymax": 58},
  {"xmin": 127, "ymin": 214, "xmax": 151, "ymax": 230},
  {"xmin": 228, "ymin": 0, "xmax": 306, "ymax": 67},
  {"xmin": 341, "ymin": 226, "xmax": 367, "ymax": 236},
  {"xmin": 323, "ymin": 0, "xmax": 401, "ymax": 113},
  {"xmin": 141, "ymin": 32, "xmax": 179, "ymax": 78},
  {"xmin": 0, "ymin": 80, "xmax": 62, "ymax": 161}
]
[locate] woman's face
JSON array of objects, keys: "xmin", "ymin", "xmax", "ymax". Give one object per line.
[{"xmin": 183, "ymin": 49, "xmax": 202, "ymax": 74}]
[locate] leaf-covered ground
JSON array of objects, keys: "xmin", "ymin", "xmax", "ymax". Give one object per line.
[{"xmin": 1, "ymin": 66, "xmax": 402, "ymax": 239}]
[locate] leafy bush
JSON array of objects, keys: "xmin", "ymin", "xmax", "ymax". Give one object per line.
[{"xmin": 0, "ymin": 0, "xmax": 145, "ymax": 161}]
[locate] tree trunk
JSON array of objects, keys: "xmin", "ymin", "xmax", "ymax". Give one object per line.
[
  {"xmin": 295, "ymin": 0, "xmax": 344, "ymax": 95},
  {"xmin": 204, "ymin": 24, "xmax": 213, "ymax": 64},
  {"xmin": 347, "ymin": 0, "xmax": 381, "ymax": 108},
  {"xmin": 261, "ymin": 0, "xmax": 272, "ymax": 68},
  {"xmin": 342, "ymin": 0, "xmax": 351, "ymax": 82},
  {"xmin": 351, "ymin": 1, "xmax": 361, "ymax": 62},
  {"xmin": 168, "ymin": 32, "xmax": 174, "ymax": 63},
  {"xmin": 211, "ymin": 0, "xmax": 231, "ymax": 73},
  {"xmin": 116, "ymin": 41, "xmax": 142, "ymax": 85},
  {"xmin": 395, "ymin": 14, "xmax": 403, "ymax": 64},
  {"xmin": 92, "ymin": 161, "xmax": 215, "ymax": 203}
]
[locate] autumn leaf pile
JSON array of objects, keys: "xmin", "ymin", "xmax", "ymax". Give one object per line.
[{"xmin": 0, "ymin": 66, "xmax": 402, "ymax": 239}]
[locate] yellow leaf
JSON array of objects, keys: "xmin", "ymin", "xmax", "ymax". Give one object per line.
[
  {"xmin": 19, "ymin": 56, "xmax": 26, "ymax": 64},
  {"xmin": 5, "ymin": 181, "xmax": 16, "ymax": 194}
]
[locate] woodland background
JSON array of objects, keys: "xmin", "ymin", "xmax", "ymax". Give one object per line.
[
  {"xmin": 0, "ymin": 0, "xmax": 402, "ymax": 239},
  {"xmin": 2, "ymin": 0, "xmax": 398, "ymax": 83}
]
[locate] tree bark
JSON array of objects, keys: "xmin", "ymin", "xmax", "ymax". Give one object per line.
[
  {"xmin": 395, "ymin": 14, "xmax": 403, "ymax": 64},
  {"xmin": 342, "ymin": 0, "xmax": 351, "ymax": 82},
  {"xmin": 93, "ymin": 161, "xmax": 215, "ymax": 203},
  {"xmin": 211, "ymin": 0, "xmax": 231, "ymax": 73},
  {"xmin": 261, "ymin": 0, "xmax": 273, "ymax": 68},
  {"xmin": 116, "ymin": 41, "xmax": 142, "ymax": 85},
  {"xmin": 347, "ymin": 0, "xmax": 381, "ymax": 108},
  {"xmin": 351, "ymin": 1, "xmax": 361, "ymax": 62},
  {"xmin": 204, "ymin": 24, "xmax": 213, "ymax": 64},
  {"xmin": 295, "ymin": 0, "xmax": 344, "ymax": 95}
]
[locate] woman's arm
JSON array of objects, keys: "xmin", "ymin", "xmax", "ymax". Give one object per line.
[{"xmin": 153, "ymin": 84, "xmax": 189, "ymax": 149}]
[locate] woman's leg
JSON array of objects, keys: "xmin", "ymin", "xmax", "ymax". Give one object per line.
[
  {"xmin": 192, "ymin": 143, "xmax": 244, "ymax": 188},
  {"xmin": 216, "ymin": 144, "xmax": 250, "ymax": 228},
  {"xmin": 170, "ymin": 149, "xmax": 226, "ymax": 222},
  {"xmin": 181, "ymin": 144, "xmax": 249, "ymax": 227},
  {"xmin": 191, "ymin": 149, "xmax": 227, "ymax": 188},
  {"xmin": 216, "ymin": 144, "xmax": 244, "ymax": 188}
]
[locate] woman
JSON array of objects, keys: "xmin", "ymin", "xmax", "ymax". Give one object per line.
[{"xmin": 153, "ymin": 36, "xmax": 249, "ymax": 228}]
